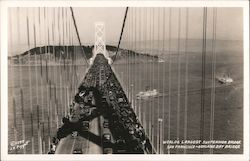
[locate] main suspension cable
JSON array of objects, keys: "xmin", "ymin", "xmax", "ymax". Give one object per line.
[
  {"xmin": 70, "ymin": 7, "xmax": 88, "ymax": 64},
  {"xmin": 112, "ymin": 7, "xmax": 129, "ymax": 64}
]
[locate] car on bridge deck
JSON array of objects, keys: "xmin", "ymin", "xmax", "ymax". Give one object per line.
[
  {"xmin": 102, "ymin": 133, "xmax": 112, "ymax": 146},
  {"xmin": 71, "ymin": 131, "xmax": 78, "ymax": 138},
  {"xmin": 82, "ymin": 121, "xmax": 90, "ymax": 131},
  {"xmin": 103, "ymin": 147, "xmax": 113, "ymax": 154},
  {"xmin": 73, "ymin": 148, "xmax": 83, "ymax": 154},
  {"xmin": 103, "ymin": 120, "xmax": 109, "ymax": 128},
  {"xmin": 113, "ymin": 139, "xmax": 127, "ymax": 154},
  {"xmin": 102, "ymin": 133, "xmax": 113, "ymax": 154},
  {"xmin": 103, "ymin": 133, "xmax": 111, "ymax": 142},
  {"xmin": 118, "ymin": 97, "xmax": 125, "ymax": 103}
]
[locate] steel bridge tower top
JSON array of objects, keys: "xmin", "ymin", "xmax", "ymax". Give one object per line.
[{"xmin": 90, "ymin": 22, "xmax": 112, "ymax": 65}]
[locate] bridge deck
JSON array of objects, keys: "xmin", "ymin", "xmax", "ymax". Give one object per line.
[{"xmin": 52, "ymin": 54, "xmax": 155, "ymax": 154}]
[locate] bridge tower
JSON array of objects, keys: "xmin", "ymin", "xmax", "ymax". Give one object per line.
[{"xmin": 90, "ymin": 22, "xmax": 112, "ymax": 64}]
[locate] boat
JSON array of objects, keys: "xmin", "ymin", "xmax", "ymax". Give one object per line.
[
  {"xmin": 158, "ymin": 58, "xmax": 165, "ymax": 63},
  {"xmin": 136, "ymin": 89, "xmax": 158, "ymax": 100},
  {"xmin": 216, "ymin": 74, "xmax": 233, "ymax": 84}
]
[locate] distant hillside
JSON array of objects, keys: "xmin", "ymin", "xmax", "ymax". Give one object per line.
[
  {"xmin": 11, "ymin": 45, "xmax": 92, "ymax": 60},
  {"xmin": 9, "ymin": 45, "xmax": 158, "ymax": 63}
]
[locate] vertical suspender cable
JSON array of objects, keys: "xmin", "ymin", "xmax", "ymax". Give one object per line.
[
  {"xmin": 129, "ymin": 8, "xmax": 132, "ymax": 103},
  {"xmin": 156, "ymin": 8, "xmax": 160, "ymax": 154},
  {"xmin": 176, "ymin": 8, "xmax": 181, "ymax": 144},
  {"xmin": 69, "ymin": 8, "xmax": 72, "ymax": 96},
  {"xmin": 66, "ymin": 8, "xmax": 69, "ymax": 116},
  {"xmin": 139, "ymin": 8, "xmax": 142, "ymax": 121},
  {"xmin": 144, "ymin": 8, "xmax": 149, "ymax": 135},
  {"xmin": 137, "ymin": 7, "xmax": 140, "ymax": 121},
  {"xmin": 162, "ymin": 7, "xmax": 166, "ymax": 154},
  {"xmin": 58, "ymin": 7, "xmax": 64, "ymax": 126},
  {"xmin": 133, "ymin": 8, "xmax": 136, "ymax": 113},
  {"xmin": 16, "ymin": 9, "xmax": 23, "ymax": 138},
  {"xmin": 42, "ymin": 8, "xmax": 46, "ymax": 152},
  {"xmin": 125, "ymin": 9, "xmax": 131, "ymax": 96},
  {"xmin": 128, "ymin": 8, "xmax": 131, "ymax": 103},
  {"xmin": 59, "ymin": 7, "xmax": 64, "ymax": 119},
  {"xmin": 26, "ymin": 9, "xmax": 35, "ymax": 154},
  {"xmin": 52, "ymin": 8, "xmax": 58, "ymax": 132},
  {"xmin": 45, "ymin": 8, "xmax": 49, "ymax": 83},
  {"xmin": 167, "ymin": 8, "xmax": 172, "ymax": 154},
  {"xmin": 209, "ymin": 8, "xmax": 217, "ymax": 154},
  {"xmin": 62, "ymin": 8, "xmax": 66, "ymax": 70},
  {"xmin": 62, "ymin": 7, "xmax": 65, "ymax": 116},
  {"xmin": 17, "ymin": 7, "xmax": 22, "ymax": 94},
  {"xmin": 63, "ymin": 7, "xmax": 66, "ymax": 116},
  {"xmin": 151, "ymin": 7, "xmax": 155, "ymax": 149},
  {"xmin": 135, "ymin": 8, "xmax": 137, "ymax": 114},
  {"xmin": 131, "ymin": 7, "xmax": 134, "ymax": 106},
  {"xmin": 148, "ymin": 8, "xmax": 152, "ymax": 144},
  {"xmin": 183, "ymin": 8, "xmax": 189, "ymax": 154},
  {"xmin": 127, "ymin": 10, "xmax": 130, "ymax": 96},
  {"xmin": 138, "ymin": 8, "xmax": 141, "ymax": 122},
  {"xmin": 39, "ymin": 7, "xmax": 43, "ymax": 77},
  {"xmin": 146, "ymin": 8, "xmax": 150, "ymax": 139},
  {"xmin": 66, "ymin": 8, "xmax": 70, "ymax": 115},
  {"xmin": 54, "ymin": 6, "xmax": 57, "ymax": 134},
  {"xmin": 52, "ymin": 8, "xmax": 55, "ymax": 94},
  {"xmin": 46, "ymin": 8, "xmax": 51, "ymax": 149},
  {"xmin": 200, "ymin": 7, "xmax": 207, "ymax": 154},
  {"xmin": 49, "ymin": 7, "xmax": 53, "ymax": 145},
  {"xmin": 63, "ymin": 8, "xmax": 67, "ymax": 117},
  {"xmin": 38, "ymin": 7, "xmax": 43, "ymax": 154},
  {"xmin": 39, "ymin": 7, "xmax": 43, "ymax": 154},
  {"xmin": 141, "ymin": 8, "xmax": 146, "ymax": 133},
  {"xmin": 33, "ymin": 7, "xmax": 41, "ymax": 153},
  {"xmin": 39, "ymin": 7, "xmax": 45, "ymax": 153},
  {"xmin": 150, "ymin": 7, "xmax": 154, "ymax": 148},
  {"xmin": 9, "ymin": 9, "xmax": 18, "ymax": 154},
  {"xmin": 16, "ymin": 8, "xmax": 26, "ymax": 154}
]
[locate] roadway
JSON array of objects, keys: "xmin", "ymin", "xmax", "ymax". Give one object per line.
[
  {"xmin": 54, "ymin": 54, "xmax": 153, "ymax": 154},
  {"xmin": 55, "ymin": 117, "xmax": 102, "ymax": 154}
]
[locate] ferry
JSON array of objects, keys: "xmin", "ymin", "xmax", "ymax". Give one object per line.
[
  {"xmin": 136, "ymin": 89, "xmax": 158, "ymax": 100},
  {"xmin": 216, "ymin": 74, "xmax": 233, "ymax": 84},
  {"xmin": 158, "ymin": 58, "xmax": 165, "ymax": 63}
]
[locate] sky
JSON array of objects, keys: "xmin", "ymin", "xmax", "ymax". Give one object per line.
[
  {"xmin": 8, "ymin": 7, "xmax": 243, "ymax": 55},
  {"xmin": 74, "ymin": 7, "xmax": 243, "ymax": 42},
  {"xmin": 74, "ymin": 7, "xmax": 125, "ymax": 45}
]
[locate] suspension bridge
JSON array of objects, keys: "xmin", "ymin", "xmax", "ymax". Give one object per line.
[{"xmin": 8, "ymin": 7, "xmax": 243, "ymax": 154}]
